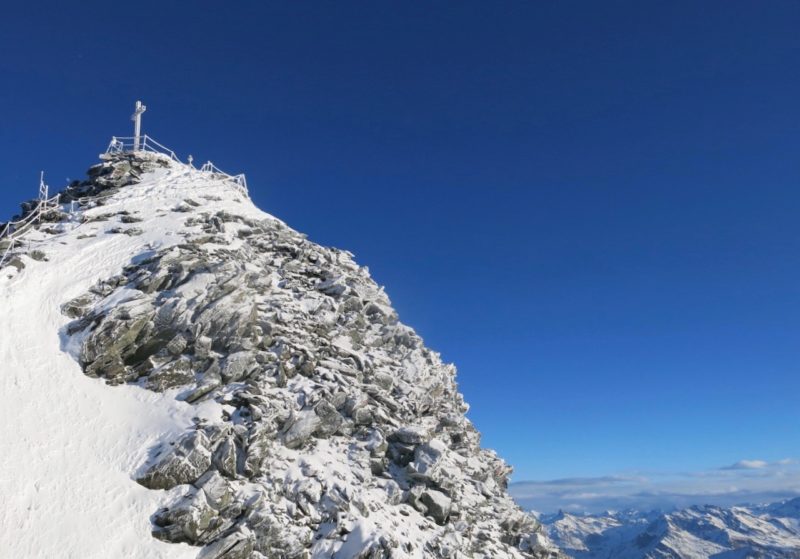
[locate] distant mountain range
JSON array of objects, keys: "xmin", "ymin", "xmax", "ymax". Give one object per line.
[{"xmin": 541, "ymin": 498, "xmax": 800, "ymax": 558}]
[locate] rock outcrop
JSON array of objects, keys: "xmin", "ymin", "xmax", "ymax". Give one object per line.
[{"xmin": 59, "ymin": 152, "xmax": 562, "ymax": 558}]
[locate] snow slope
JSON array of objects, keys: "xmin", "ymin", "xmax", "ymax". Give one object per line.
[{"xmin": 0, "ymin": 162, "xmax": 257, "ymax": 558}]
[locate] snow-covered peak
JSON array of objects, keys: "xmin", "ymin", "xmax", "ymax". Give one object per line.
[
  {"xmin": 542, "ymin": 499, "xmax": 800, "ymax": 558},
  {"xmin": 1, "ymin": 152, "xmax": 563, "ymax": 559}
]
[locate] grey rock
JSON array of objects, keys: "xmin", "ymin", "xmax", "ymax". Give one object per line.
[
  {"xmin": 221, "ymin": 351, "xmax": 258, "ymax": 383},
  {"xmin": 406, "ymin": 486, "xmax": 428, "ymax": 515},
  {"xmin": 152, "ymin": 489, "xmax": 216, "ymax": 544},
  {"xmin": 392, "ymin": 426, "xmax": 431, "ymax": 445},
  {"xmin": 211, "ymin": 434, "xmax": 239, "ymax": 479},
  {"xmin": 185, "ymin": 375, "xmax": 221, "ymax": 403},
  {"xmin": 407, "ymin": 438, "xmax": 447, "ymax": 483},
  {"xmin": 195, "ymin": 470, "xmax": 235, "ymax": 511},
  {"xmin": 166, "ymin": 333, "xmax": 188, "ymax": 355},
  {"xmin": 353, "ymin": 406, "xmax": 374, "ymax": 426},
  {"xmin": 373, "ymin": 372, "xmax": 394, "ymax": 391},
  {"xmin": 62, "ymin": 294, "xmax": 97, "ymax": 319},
  {"xmin": 313, "ymin": 399, "xmax": 342, "ymax": 438},
  {"xmin": 195, "ymin": 335, "xmax": 213, "ymax": 359},
  {"xmin": 146, "ymin": 357, "xmax": 194, "ymax": 391},
  {"xmin": 137, "ymin": 430, "xmax": 212, "ymax": 490},
  {"xmin": 197, "ymin": 528, "xmax": 254, "ymax": 559},
  {"xmin": 282, "ymin": 411, "xmax": 321, "ymax": 450},
  {"xmin": 421, "ymin": 490, "xmax": 451, "ymax": 525},
  {"xmin": 243, "ymin": 423, "xmax": 273, "ymax": 476}
]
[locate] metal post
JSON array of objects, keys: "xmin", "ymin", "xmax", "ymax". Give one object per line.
[{"xmin": 132, "ymin": 100, "xmax": 147, "ymax": 151}]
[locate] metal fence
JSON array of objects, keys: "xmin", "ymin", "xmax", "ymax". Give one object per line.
[
  {"xmin": 0, "ymin": 179, "xmax": 61, "ymax": 269},
  {"xmin": 105, "ymin": 135, "xmax": 180, "ymax": 162},
  {"xmin": 105, "ymin": 135, "xmax": 249, "ymax": 196}
]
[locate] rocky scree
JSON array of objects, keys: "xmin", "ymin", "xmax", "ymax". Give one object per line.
[{"xmin": 60, "ymin": 155, "xmax": 563, "ymax": 559}]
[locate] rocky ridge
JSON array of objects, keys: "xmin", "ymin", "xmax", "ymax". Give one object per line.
[{"xmin": 34, "ymin": 152, "xmax": 564, "ymax": 559}]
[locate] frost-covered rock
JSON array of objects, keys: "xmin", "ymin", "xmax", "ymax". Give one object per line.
[
  {"xmin": 137, "ymin": 429, "xmax": 213, "ymax": 490},
  {"xmin": 53, "ymin": 152, "xmax": 563, "ymax": 558}
]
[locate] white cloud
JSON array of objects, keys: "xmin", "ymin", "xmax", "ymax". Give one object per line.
[
  {"xmin": 510, "ymin": 458, "xmax": 800, "ymax": 514},
  {"xmin": 722, "ymin": 459, "xmax": 769, "ymax": 470}
]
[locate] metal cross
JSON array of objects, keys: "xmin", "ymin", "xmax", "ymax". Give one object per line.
[{"xmin": 131, "ymin": 100, "xmax": 147, "ymax": 151}]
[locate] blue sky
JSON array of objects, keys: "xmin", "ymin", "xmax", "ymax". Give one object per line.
[{"xmin": 2, "ymin": 1, "xmax": 799, "ymax": 512}]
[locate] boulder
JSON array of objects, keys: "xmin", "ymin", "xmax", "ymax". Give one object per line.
[
  {"xmin": 392, "ymin": 426, "xmax": 431, "ymax": 445},
  {"xmin": 195, "ymin": 470, "xmax": 235, "ymax": 511},
  {"xmin": 195, "ymin": 335, "xmax": 213, "ymax": 359},
  {"xmin": 408, "ymin": 438, "xmax": 447, "ymax": 483},
  {"xmin": 166, "ymin": 333, "xmax": 188, "ymax": 355},
  {"xmin": 421, "ymin": 490, "xmax": 452, "ymax": 525},
  {"xmin": 282, "ymin": 411, "xmax": 321, "ymax": 449},
  {"xmin": 137, "ymin": 430, "xmax": 213, "ymax": 490},
  {"xmin": 196, "ymin": 528, "xmax": 255, "ymax": 559},
  {"xmin": 313, "ymin": 399, "xmax": 343, "ymax": 437},
  {"xmin": 221, "ymin": 351, "xmax": 258, "ymax": 383},
  {"xmin": 211, "ymin": 434, "xmax": 239, "ymax": 479},
  {"xmin": 146, "ymin": 357, "xmax": 194, "ymax": 391},
  {"xmin": 152, "ymin": 489, "xmax": 216, "ymax": 544}
]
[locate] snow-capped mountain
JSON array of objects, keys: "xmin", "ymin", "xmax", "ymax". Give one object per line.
[
  {"xmin": 0, "ymin": 147, "xmax": 563, "ymax": 558},
  {"xmin": 542, "ymin": 498, "xmax": 800, "ymax": 558}
]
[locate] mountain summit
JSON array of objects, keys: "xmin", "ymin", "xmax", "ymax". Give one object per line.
[{"xmin": 0, "ymin": 146, "xmax": 561, "ymax": 559}]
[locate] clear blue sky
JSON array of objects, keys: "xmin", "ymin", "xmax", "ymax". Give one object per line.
[{"xmin": 2, "ymin": 1, "xmax": 799, "ymax": 510}]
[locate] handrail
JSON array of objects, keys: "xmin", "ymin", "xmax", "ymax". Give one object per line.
[
  {"xmin": 105, "ymin": 134, "xmax": 180, "ymax": 162},
  {"xmin": 104, "ymin": 135, "xmax": 249, "ymax": 197},
  {"xmin": 199, "ymin": 160, "xmax": 248, "ymax": 196},
  {"xmin": 0, "ymin": 193, "xmax": 61, "ymax": 240},
  {"xmin": 0, "ymin": 190, "xmax": 60, "ymax": 269},
  {"xmin": 3, "ymin": 129, "xmax": 255, "ymax": 271}
]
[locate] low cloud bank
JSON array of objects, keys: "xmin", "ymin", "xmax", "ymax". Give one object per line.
[{"xmin": 511, "ymin": 459, "xmax": 800, "ymax": 514}]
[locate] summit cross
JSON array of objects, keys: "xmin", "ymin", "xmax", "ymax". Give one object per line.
[{"xmin": 131, "ymin": 100, "xmax": 147, "ymax": 151}]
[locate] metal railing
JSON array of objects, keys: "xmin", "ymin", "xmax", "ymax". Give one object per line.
[
  {"xmin": 199, "ymin": 161, "xmax": 249, "ymax": 196},
  {"xmin": 0, "ymin": 185, "xmax": 61, "ymax": 269},
  {"xmin": 106, "ymin": 135, "xmax": 181, "ymax": 162},
  {"xmin": 105, "ymin": 135, "xmax": 249, "ymax": 196},
  {"xmin": 2, "ymin": 133, "xmax": 253, "ymax": 271}
]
